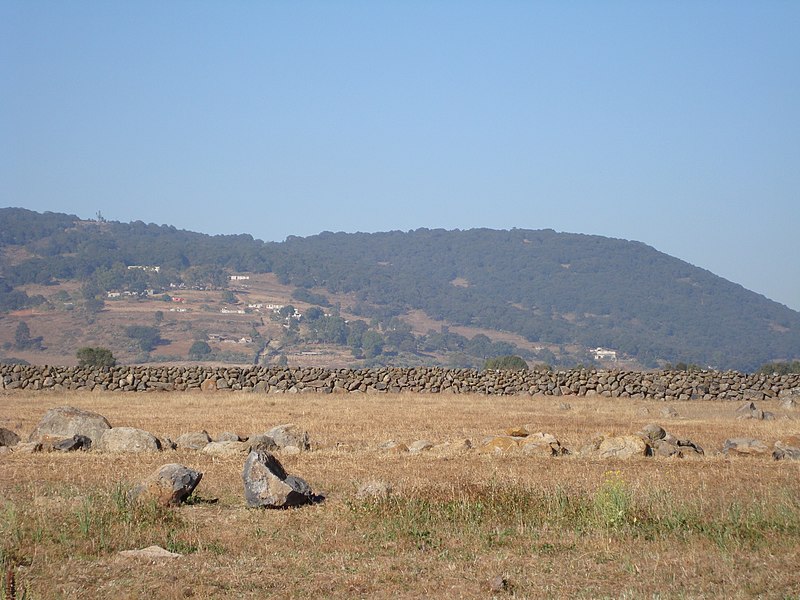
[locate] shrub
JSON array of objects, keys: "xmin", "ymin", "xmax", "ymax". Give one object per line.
[
  {"xmin": 483, "ymin": 355, "xmax": 529, "ymax": 371},
  {"xmin": 76, "ymin": 347, "xmax": 117, "ymax": 368}
]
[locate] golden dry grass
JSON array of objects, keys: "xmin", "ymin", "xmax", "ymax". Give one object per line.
[{"xmin": 1, "ymin": 390, "xmax": 799, "ymax": 599}]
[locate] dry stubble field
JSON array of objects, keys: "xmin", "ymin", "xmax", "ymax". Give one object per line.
[{"xmin": 1, "ymin": 390, "xmax": 799, "ymax": 599}]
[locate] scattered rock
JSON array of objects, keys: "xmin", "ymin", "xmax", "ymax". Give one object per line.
[
  {"xmin": 129, "ymin": 463, "xmax": 203, "ymax": 506},
  {"xmin": 433, "ymin": 439, "xmax": 473, "ymax": 454},
  {"xmin": 736, "ymin": 401, "xmax": 757, "ymax": 414},
  {"xmin": 40, "ymin": 434, "xmax": 92, "ymax": 452},
  {"xmin": 247, "ymin": 434, "xmax": 279, "ymax": 452},
  {"xmin": 158, "ymin": 436, "xmax": 177, "ymax": 450},
  {"xmin": 201, "ymin": 440, "xmax": 249, "ymax": 457},
  {"xmin": 659, "ymin": 407, "xmax": 678, "ymax": 419},
  {"xmin": 736, "ymin": 403, "xmax": 775, "ymax": 421},
  {"xmin": 118, "ymin": 545, "xmax": 182, "ymax": 559},
  {"xmin": 265, "ymin": 424, "xmax": 310, "ymax": 451},
  {"xmin": 215, "ymin": 431, "xmax": 242, "ymax": 442},
  {"xmin": 723, "ymin": 438, "xmax": 769, "ymax": 456},
  {"xmin": 779, "ymin": 398, "xmax": 797, "ymax": 410},
  {"xmin": 96, "ymin": 427, "xmax": 160, "ymax": 453},
  {"xmin": 242, "ymin": 449, "xmax": 316, "ymax": 509},
  {"xmin": 408, "ymin": 440, "xmax": 434, "ymax": 454},
  {"xmin": 28, "ymin": 406, "xmax": 111, "ymax": 445},
  {"xmin": 0, "ymin": 427, "xmax": 20, "ymax": 447},
  {"xmin": 520, "ymin": 432, "xmax": 568, "ymax": 457},
  {"xmin": 558, "ymin": 402, "xmax": 572, "ymax": 411},
  {"xmin": 637, "ymin": 407, "xmax": 651, "ymax": 417},
  {"xmin": 773, "ymin": 443, "xmax": 800, "ymax": 461},
  {"xmin": 488, "ymin": 574, "xmax": 511, "ymax": 593},
  {"xmin": 175, "ymin": 431, "xmax": 212, "ymax": 450},
  {"xmin": 379, "ymin": 440, "xmax": 409, "ymax": 454},
  {"xmin": 13, "ymin": 441, "xmax": 42, "ymax": 453},
  {"xmin": 598, "ymin": 435, "xmax": 650, "ymax": 459},
  {"xmin": 638, "ymin": 424, "xmax": 666, "ymax": 443},
  {"xmin": 200, "ymin": 378, "xmax": 217, "ymax": 392},
  {"xmin": 355, "ymin": 480, "xmax": 392, "ymax": 501},
  {"xmin": 505, "ymin": 426, "xmax": 528, "ymax": 438},
  {"xmin": 478, "ymin": 436, "xmax": 519, "ymax": 454}
]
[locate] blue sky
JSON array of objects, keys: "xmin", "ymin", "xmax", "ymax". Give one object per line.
[{"xmin": 2, "ymin": 2, "xmax": 799, "ymax": 310}]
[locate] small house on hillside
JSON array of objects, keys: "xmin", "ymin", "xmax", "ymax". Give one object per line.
[{"xmin": 593, "ymin": 347, "xmax": 618, "ymax": 361}]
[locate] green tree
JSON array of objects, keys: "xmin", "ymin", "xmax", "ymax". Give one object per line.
[
  {"xmin": 76, "ymin": 346, "xmax": 117, "ymax": 367},
  {"xmin": 483, "ymin": 355, "xmax": 529, "ymax": 371},
  {"xmin": 14, "ymin": 321, "xmax": 31, "ymax": 349},
  {"xmin": 361, "ymin": 330, "xmax": 385, "ymax": 359},
  {"xmin": 125, "ymin": 325, "xmax": 162, "ymax": 352},
  {"xmin": 188, "ymin": 340, "xmax": 212, "ymax": 360}
]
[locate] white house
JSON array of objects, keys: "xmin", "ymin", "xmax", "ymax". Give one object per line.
[{"xmin": 593, "ymin": 347, "xmax": 618, "ymax": 361}]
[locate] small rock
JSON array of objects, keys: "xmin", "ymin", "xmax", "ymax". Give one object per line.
[
  {"xmin": 659, "ymin": 407, "xmax": 678, "ymax": 419},
  {"xmin": 505, "ymin": 426, "xmax": 528, "ymax": 438},
  {"xmin": 201, "ymin": 441, "xmax": 249, "ymax": 457},
  {"xmin": 779, "ymin": 398, "xmax": 797, "ymax": 410},
  {"xmin": 13, "ymin": 441, "xmax": 42, "ymax": 453},
  {"xmin": 639, "ymin": 424, "xmax": 666, "ymax": 442},
  {"xmin": 175, "ymin": 431, "xmax": 212, "ymax": 450},
  {"xmin": 215, "ymin": 431, "xmax": 242, "ymax": 442},
  {"xmin": 520, "ymin": 432, "xmax": 568, "ymax": 457},
  {"xmin": 265, "ymin": 424, "xmax": 310, "ymax": 451},
  {"xmin": 129, "ymin": 464, "xmax": 203, "ymax": 506},
  {"xmin": 408, "ymin": 440, "xmax": 434, "ymax": 454},
  {"xmin": 200, "ymin": 378, "xmax": 217, "ymax": 392},
  {"xmin": 488, "ymin": 574, "xmax": 511, "ymax": 593},
  {"xmin": 558, "ymin": 402, "xmax": 572, "ymax": 411},
  {"xmin": 247, "ymin": 434, "xmax": 279, "ymax": 452},
  {"xmin": 598, "ymin": 435, "xmax": 650, "ymax": 459},
  {"xmin": 355, "ymin": 480, "xmax": 392, "ymax": 501},
  {"xmin": 773, "ymin": 443, "xmax": 800, "ymax": 461},
  {"xmin": 736, "ymin": 401, "xmax": 757, "ymax": 414},
  {"xmin": 723, "ymin": 438, "xmax": 769, "ymax": 456},
  {"xmin": 478, "ymin": 436, "xmax": 519, "ymax": 454},
  {"xmin": 41, "ymin": 434, "xmax": 92, "ymax": 452},
  {"xmin": 0, "ymin": 427, "xmax": 20, "ymax": 447},
  {"xmin": 118, "ymin": 545, "xmax": 182, "ymax": 559},
  {"xmin": 379, "ymin": 440, "xmax": 409, "ymax": 453},
  {"xmin": 96, "ymin": 427, "xmax": 160, "ymax": 453}
]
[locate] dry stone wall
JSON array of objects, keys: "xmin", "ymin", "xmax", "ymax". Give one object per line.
[{"xmin": 2, "ymin": 364, "xmax": 800, "ymax": 401}]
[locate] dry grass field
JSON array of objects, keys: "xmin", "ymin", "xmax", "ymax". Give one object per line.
[{"xmin": 1, "ymin": 390, "xmax": 799, "ymax": 599}]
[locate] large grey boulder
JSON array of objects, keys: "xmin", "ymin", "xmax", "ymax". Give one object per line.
[
  {"xmin": 129, "ymin": 464, "xmax": 203, "ymax": 506},
  {"xmin": 96, "ymin": 427, "xmax": 161, "ymax": 453},
  {"xmin": 242, "ymin": 450, "xmax": 315, "ymax": 508},
  {"xmin": 28, "ymin": 406, "xmax": 111, "ymax": 445},
  {"xmin": 0, "ymin": 427, "xmax": 20, "ymax": 447}
]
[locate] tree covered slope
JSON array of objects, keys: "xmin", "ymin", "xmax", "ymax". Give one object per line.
[{"xmin": 1, "ymin": 208, "xmax": 798, "ymax": 370}]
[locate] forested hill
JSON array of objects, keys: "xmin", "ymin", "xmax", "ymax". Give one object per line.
[{"xmin": 2, "ymin": 207, "xmax": 799, "ymax": 371}]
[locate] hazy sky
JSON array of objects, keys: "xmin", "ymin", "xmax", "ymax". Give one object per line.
[{"xmin": 2, "ymin": 2, "xmax": 799, "ymax": 310}]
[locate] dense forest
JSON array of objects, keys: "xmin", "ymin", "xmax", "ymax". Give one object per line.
[{"xmin": 2, "ymin": 207, "xmax": 799, "ymax": 371}]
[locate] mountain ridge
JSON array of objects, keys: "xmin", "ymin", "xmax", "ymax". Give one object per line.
[{"xmin": 1, "ymin": 207, "xmax": 798, "ymax": 371}]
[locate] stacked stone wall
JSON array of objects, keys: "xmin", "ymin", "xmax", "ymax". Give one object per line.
[{"xmin": 2, "ymin": 364, "xmax": 799, "ymax": 401}]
